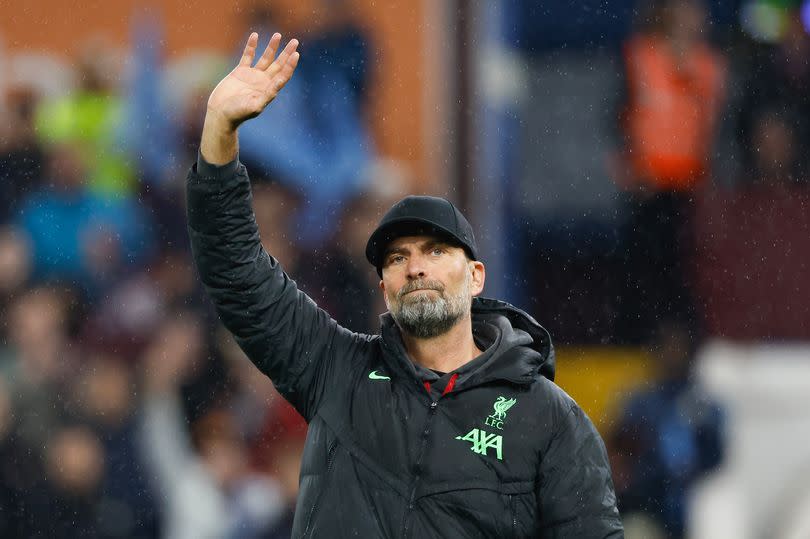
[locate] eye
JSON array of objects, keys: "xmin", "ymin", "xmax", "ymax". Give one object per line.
[
  {"xmin": 388, "ymin": 254, "xmax": 406, "ymax": 265},
  {"xmin": 431, "ymin": 247, "xmax": 445, "ymax": 256}
]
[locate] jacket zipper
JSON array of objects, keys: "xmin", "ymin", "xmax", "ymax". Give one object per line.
[
  {"xmin": 401, "ymin": 399, "xmax": 439, "ymax": 538},
  {"xmin": 509, "ymin": 494, "xmax": 518, "ymax": 536},
  {"xmin": 303, "ymin": 439, "xmax": 339, "ymax": 537}
]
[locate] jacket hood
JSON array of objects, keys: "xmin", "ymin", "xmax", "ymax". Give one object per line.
[
  {"xmin": 379, "ymin": 296, "xmax": 555, "ymax": 389},
  {"xmin": 467, "ymin": 297, "xmax": 555, "ymax": 384}
]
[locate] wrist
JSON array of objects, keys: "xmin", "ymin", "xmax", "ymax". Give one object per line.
[
  {"xmin": 200, "ymin": 109, "xmax": 239, "ymax": 166},
  {"xmin": 204, "ymin": 106, "xmax": 238, "ymax": 132}
]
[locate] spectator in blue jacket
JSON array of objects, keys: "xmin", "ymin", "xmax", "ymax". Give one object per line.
[
  {"xmin": 237, "ymin": 3, "xmax": 375, "ymax": 247},
  {"xmin": 609, "ymin": 319, "xmax": 724, "ymax": 538},
  {"xmin": 15, "ymin": 142, "xmax": 153, "ymax": 297}
]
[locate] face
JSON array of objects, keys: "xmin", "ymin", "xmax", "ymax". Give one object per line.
[
  {"xmin": 379, "ymin": 235, "xmax": 485, "ymax": 338},
  {"xmin": 650, "ymin": 322, "xmax": 694, "ymax": 382},
  {"xmin": 752, "ymin": 112, "xmax": 795, "ymax": 176},
  {"xmin": 665, "ymin": 0, "xmax": 706, "ymax": 44},
  {"xmin": 48, "ymin": 143, "xmax": 86, "ymax": 191},
  {"xmin": 45, "ymin": 426, "xmax": 105, "ymax": 496}
]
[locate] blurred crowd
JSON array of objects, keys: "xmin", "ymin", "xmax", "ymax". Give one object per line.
[
  {"xmin": 602, "ymin": 1, "xmax": 806, "ymax": 536},
  {"xmin": 600, "ymin": 1, "xmax": 805, "ymax": 537},
  {"xmin": 0, "ymin": 0, "xmax": 807, "ymax": 537},
  {"xmin": 613, "ymin": 0, "xmax": 809, "ymax": 342},
  {"xmin": 0, "ymin": 5, "xmax": 402, "ymax": 537}
]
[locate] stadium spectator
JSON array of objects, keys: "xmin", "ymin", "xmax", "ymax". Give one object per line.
[
  {"xmin": 615, "ymin": 0, "xmax": 727, "ymax": 342},
  {"xmin": 737, "ymin": 7, "xmax": 810, "ymax": 185},
  {"xmin": 294, "ymin": 194, "xmax": 379, "ymax": 334},
  {"xmin": 69, "ymin": 356, "xmax": 160, "ymax": 537},
  {"xmin": 0, "ymin": 87, "xmax": 46, "ymax": 222},
  {"xmin": 216, "ymin": 328, "xmax": 280, "ymax": 444},
  {"xmin": 609, "ymin": 319, "xmax": 724, "ymax": 538},
  {"xmin": 237, "ymin": 2, "xmax": 375, "ymax": 246},
  {"xmin": 29, "ymin": 424, "xmax": 108, "ymax": 538},
  {"xmin": 78, "ymin": 247, "xmax": 206, "ymax": 362},
  {"xmin": 250, "ymin": 178, "xmax": 304, "ymax": 276},
  {"xmin": 34, "ymin": 38, "xmax": 134, "ymax": 196},
  {"xmin": 256, "ymin": 433, "xmax": 304, "ymax": 539},
  {"xmin": 138, "ymin": 314, "xmax": 287, "ymax": 539},
  {"xmin": 744, "ymin": 107, "xmax": 805, "ymax": 189},
  {"xmin": 1, "ymin": 287, "xmax": 78, "ymax": 451},
  {"xmin": 14, "ymin": 142, "xmax": 153, "ymax": 296},
  {"xmin": 247, "ymin": 173, "xmax": 379, "ymax": 333},
  {"xmin": 276, "ymin": 163, "xmax": 411, "ymax": 335},
  {"xmin": 21, "ymin": 415, "xmax": 154, "ymax": 538}
]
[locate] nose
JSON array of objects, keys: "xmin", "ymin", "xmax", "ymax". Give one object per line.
[{"xmin": 406, "ymin": 252, "xmax": 427, "ymax": 280}]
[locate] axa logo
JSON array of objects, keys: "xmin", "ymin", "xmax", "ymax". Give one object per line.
[
  {"xmin": 455, "ymin": 428, "xmax": 504, "ymax": 460},
  {"xmin": 455, "ymin": 396, "xmax": 516, "ymax": 460}
]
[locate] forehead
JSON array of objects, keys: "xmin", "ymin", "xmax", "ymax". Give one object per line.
[{"xmin": 384, "ymin": 235, "xmax": 455, "ymax": 252}]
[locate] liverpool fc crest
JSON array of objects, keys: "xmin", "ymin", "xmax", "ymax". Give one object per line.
[{"xmin": 485, "ymin": 396, "xmax": 517, "ymax": 430}]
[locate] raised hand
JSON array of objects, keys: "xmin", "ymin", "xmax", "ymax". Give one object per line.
[
  {"xmin": 141, "ymin": 316, "xmax": 205, "ymax": 394},
  {"xmin": 200, "ymin": 32, "xmax": 300, "ymax": 164},
  {"xmin": 207, "ymin": 32, "xmax": 300, "ymax": 130}
]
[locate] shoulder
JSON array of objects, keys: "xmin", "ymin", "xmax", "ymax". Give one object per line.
[
  {"xmin": 327, "ymin": 324, "xmax": 383, "ymax": 373},
  {"xmin": 513, "ymin": 377, "xmax": 586, "ymax": 443},
  {"xmin": 532, "ymin": 376, "xmax": 577, "ymax": 414}
]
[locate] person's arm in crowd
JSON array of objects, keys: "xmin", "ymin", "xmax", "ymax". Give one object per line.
[
  {"xmin": 139, "ymin": 387, "xmax": 205, "ymax": 503},
  {"xmin": 187, "ymin": 33, "xmax": 369, "ymax": 421},
  {"xmin": 137, "ymin": 329, "xmax": 218, "ymax": 509},
  {"xmin": 536, "ymin": 387, "xmax": 624, "ymax": 538}
]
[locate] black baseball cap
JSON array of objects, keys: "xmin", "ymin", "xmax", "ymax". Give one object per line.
[{"xmin": 365, "ymin": 195, "xmax": 478, "ymax": 276}]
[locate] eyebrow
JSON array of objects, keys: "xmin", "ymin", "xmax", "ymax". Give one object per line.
[
  {"xmin": 383, "ymin": 240, "xmax": 452, "ymax": 261},
  {"xmin": 423, "ymin": 239, "xmax": 449, "ymax": 251}
]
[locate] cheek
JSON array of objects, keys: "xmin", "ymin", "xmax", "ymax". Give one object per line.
[
  {"xmin": 382, "ymin": 290, "xmax": 392, "ymax": 309},
  {"xmin": 449, "ymin": 262, "xmax": 471, "ymax": 288},
  {"xmin": 381, "ymin": 278, "xmax": 400, "ymax": 302}
]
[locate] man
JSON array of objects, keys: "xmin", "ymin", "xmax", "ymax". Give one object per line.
[
  {"xmin": 614, "ymin": 0, "xmax": 726, "ymax": 343},
  {"xmin": 609, "ymin": 319, "xmax": 723, "ymax": 538},
  {"xmin": 187, "ymin": 32, "xmax": 623, "ymax": 538}
]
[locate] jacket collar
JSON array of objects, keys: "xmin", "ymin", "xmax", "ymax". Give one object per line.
[{"xmin": 379, "ymin": 297, "xmax": 555, "ymax": 391}]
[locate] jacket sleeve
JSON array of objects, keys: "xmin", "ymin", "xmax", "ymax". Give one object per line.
[
  {"xmin": 186, "ymin": 157, "xmax": 367, "ymax": 421},
  {"xmin": 537, "ymin": 399, "xmax": 624, "ymax": 538}
]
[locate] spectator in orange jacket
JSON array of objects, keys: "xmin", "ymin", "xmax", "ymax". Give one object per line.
[{"xmin": 614, "ymin": 0, "xmax": 727, "ymax": 343}]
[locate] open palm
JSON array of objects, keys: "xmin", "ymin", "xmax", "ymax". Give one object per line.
[{"xmin": 207, "ymin": 32, "xmax": 300, "ymax": 128}]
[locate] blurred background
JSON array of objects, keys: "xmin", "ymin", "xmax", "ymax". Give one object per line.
[{"xmin": 1, "ymin": 0, "xmax": 809, "ymax": 537}]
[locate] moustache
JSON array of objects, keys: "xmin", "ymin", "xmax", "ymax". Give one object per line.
[{"xmin": 397, "ymin": 280, "xmax": 445, "ymax": 300}]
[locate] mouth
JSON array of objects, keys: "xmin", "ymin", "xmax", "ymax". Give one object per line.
[{"xmin": 403, "ymin": 288, "xmax": 440, "ymax": 297}]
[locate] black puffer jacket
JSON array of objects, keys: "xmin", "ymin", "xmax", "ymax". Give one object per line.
[{"xmin": 186, "ymin": 157, "xmax": 623, "ymax": 538}]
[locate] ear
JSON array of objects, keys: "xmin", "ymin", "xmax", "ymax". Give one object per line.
[{"xmin": 469, "ymin": 260, "xmax": 486, "ymax": 296}]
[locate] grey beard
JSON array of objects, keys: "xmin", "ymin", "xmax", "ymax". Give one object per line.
[{"xmin": 390, "ymin": 278, "xmax": 471, "ymax": 339}]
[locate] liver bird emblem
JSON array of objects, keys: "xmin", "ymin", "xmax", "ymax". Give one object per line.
[{"xmin": 492, "ymin": 396, "xmax": 517, "ymax": 421}]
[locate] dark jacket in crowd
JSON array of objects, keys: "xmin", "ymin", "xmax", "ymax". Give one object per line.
[{"xmin": 186, "ymin": 156, "xmax": 623, "ymax": 538}]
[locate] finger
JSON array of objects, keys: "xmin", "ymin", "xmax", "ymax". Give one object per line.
[
  {"xmin": 273, "ymin": 51, "xmax": 300, "ymax": 93},
  {"xmin": 254, "ymin": 32, "xmax": 282, "ymax": 71},
  {"xmin": 269, "ymin": 38, "xmax": 299, "ymax": 75},
  {"xmin": 238, "ymin": 32, "xmax": 259, "ymax": 67}
]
